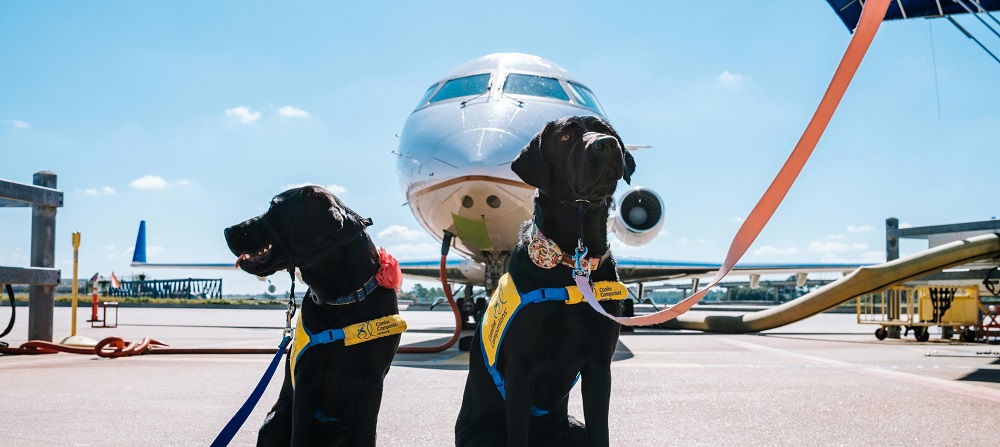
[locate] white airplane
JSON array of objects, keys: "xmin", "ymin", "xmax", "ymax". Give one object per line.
[
  {"xmin": 131, "ymin": 53, "xmax": 861, "ymax": 323},
  {"xmin": 390, "ymin": 53, "xmax": 859, "ymax": 288}
]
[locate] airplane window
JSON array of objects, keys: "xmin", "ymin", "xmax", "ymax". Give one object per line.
[
  {"xmin": 567, "ymin": 81, "xmax": 605, "ymax": 115},
  {"xmin": 415, "ymin": 83, "xmax": 439, "ymax": 108},
  {"xmin": 503, "ymin": 74, "xmax": 569, "ymax": 101},
  {"xmin": 430, "ymin": 74, "xmax": 491, "ymax": 103}
]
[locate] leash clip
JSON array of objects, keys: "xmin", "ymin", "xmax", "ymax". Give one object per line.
[
  {"xmin": 572, "ymin": 239, "xmax": 589, "ymax": 278},
  {"xmin": 283, "ymin": 267, "xmax": 297, "ymax": 338}
]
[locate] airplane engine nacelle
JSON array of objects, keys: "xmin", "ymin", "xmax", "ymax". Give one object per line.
[{"xmin": 611, "ymin": 187, "xmax": 665, "ymax": 246}]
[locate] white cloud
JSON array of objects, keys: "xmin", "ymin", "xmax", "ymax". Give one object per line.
[
  {"xmin": 129, "ymin": 177, "xmax": 188, "ymax": 190},
  {"xmin": 284, "ymin": 182, "xmax": 347, "ymax": 195},
  {"xmin": 225, "ymin": 106, "xmax": 261, "ymax": 124},
  {"xmin": 377, "ymin": 225, "xmax": 424, "ymax": 241},
  {"xmin": 899, "ymin": 222, "xmax": 912, "ymax": 229},
  {"xmin": 728, "ymin": 216, "xmax": 745, "ymax": 223},
  {"xmin": 130, "ymin": 175, "xmax": 169, "ymax": 190},
  {"xmin": 3, "ymin": 119, "xmax": 30, "ymax": 129},
  {"xmin": 278, "ymin": 105, "xmax": 309, "ymax": 118},
  {"xmin": 847, "ymin": 225, "xmax": 873, "ymax": 233},
  {"xmin": 808, "ymin": 241, "xmax": 868, "ymax": 253},
  {"xmin": 717, "ymin": 70, "xmax": 743, "ymax": 86},
  {"xmin": 754, "ymin": 245, "xmax": 799, "ymax": 255},
  {"xmin": 84, "ymin": 186, "xmax": 117, "ymax": 195},
  {"xmin": 384, "ymin": 243, "xmax": 438, "ymax": 259}
]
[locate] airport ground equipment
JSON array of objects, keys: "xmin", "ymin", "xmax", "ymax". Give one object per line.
[
  {"xmin": 90, "ymin": 301, "xmax": 118, "ymax": 328},
  {"xmin": 979, "ymin": 305, "xmax": 1000, "ymax": 342},
  {"xmin": 856, "ymin": 286, "xmax": 980, "ymax": 342},
  {"xmin": 653, "ymin": 234, "xmax": 1000, "ymax": 333},
  {"xmin": 0, "ymin": 172, "xmax": 63, "ymax": 341}
]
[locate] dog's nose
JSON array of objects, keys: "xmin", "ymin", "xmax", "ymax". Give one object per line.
[{"xmin": 583, "ymin": 132, "xmax": 618, "ymax": 153}]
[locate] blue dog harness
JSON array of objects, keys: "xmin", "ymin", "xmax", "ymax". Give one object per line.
[
  {"xmin": 479, "ymin": 273, "xmax": 628, "ymax": 416},
  {"xmin": 289, "ymin": 312, "xmax": 407, "ymax": 388}
]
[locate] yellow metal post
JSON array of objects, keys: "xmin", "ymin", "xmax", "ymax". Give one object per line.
[
  {"xmin": 60, "ymin": 232, "xmax": 96, "ymax": 347},
  {"xmin": 71, "ymin": 232, "xmax": 80, "ymax": 337}
]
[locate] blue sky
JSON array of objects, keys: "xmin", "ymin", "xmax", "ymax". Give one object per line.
[{"xmin": 1, "ymin": 1, "xmax": 997, "ymax": 295}]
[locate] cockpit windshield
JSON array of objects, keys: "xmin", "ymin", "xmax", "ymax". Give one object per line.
[
  {"xmin": 430, "ymin": 74, "xmax": 491, "ymax": 103},
  {"xmin": 566, "ymin": 81, "xmax": 604, "ymax": 115},
  {"xmin": 502, "ymin": 73, "xmax": 569, "ymax": 101},
  {"xmin": 415, "ymin": 83, "xmax": 439, "ymax": 108}
]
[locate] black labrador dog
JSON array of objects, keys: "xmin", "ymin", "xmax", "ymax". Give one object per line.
[
  {"xmin": 455, "ymin": 116, "xmax": 635, "ymax": 446},
  {"xmin": 225, "ymin": 185, "xmax": 404, "ymax": 447}
]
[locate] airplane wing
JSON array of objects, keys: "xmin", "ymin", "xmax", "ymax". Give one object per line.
[
  {"xmin": 399, "ymin": 259, "xmax": 479, "ymax": 283},
  {"xmin": 398, "ymin": 254, "xmax": 864, "ymax": 286},
  {"xmin": 615, "ymin": 257, "xmax": 864, "ymax": 284},
  {"xmin": 129, "ymin": 220, "xmax": 237, "ymax": 270}
]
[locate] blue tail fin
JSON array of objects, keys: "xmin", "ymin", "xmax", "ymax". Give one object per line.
[{"xmin": 132, "ymin": 220, "xmax": 147, "ymax": 264}]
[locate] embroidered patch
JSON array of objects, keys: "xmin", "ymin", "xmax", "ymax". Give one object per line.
[
  {"xmin": 344, "ymin": 314, "xmax": 407, "ymax": 346},
  {"xmin": 528, "ymin": 229, "xmax": 562, "ymax": 269}
]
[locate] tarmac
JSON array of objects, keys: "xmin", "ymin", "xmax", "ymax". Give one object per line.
[{"xmin": 1, "ymin": 306, "xmax": 998, "ymax": 446}]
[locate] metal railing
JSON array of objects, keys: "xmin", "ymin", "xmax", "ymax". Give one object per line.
[
  {"xmin": 0, "ymin": 172, "xmax": 63, "ymax": 341},
  {"xmin": 108, "ymin": 278, "xmax": 223, "ymax": 299}
]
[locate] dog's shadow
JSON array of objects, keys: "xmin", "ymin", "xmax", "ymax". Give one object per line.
[{"xmin": 392, "ymin": 339, "xmax": 635, "ymax": 371}]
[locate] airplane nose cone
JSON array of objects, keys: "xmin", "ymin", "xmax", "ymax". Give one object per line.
[{"xmin": 439, "ymin": 128, "xmax": 523, "ymax": 165}]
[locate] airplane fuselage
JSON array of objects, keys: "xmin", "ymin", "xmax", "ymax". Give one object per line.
[{"xmin": 396, "ymin": 53, "xmax": 606, "ymax": 265}]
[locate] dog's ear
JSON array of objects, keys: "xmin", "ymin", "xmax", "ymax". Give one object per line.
[
  {"xmin": 287, "ymin": 188, "xmax": 369, "ymax": 254},
  {"xmin": 511, "ymin": 123, "xmax": 552, "ymax": 190},
  {"xmin": 622, "ymin": 147, "xmax": 636, "ymax": 185}
]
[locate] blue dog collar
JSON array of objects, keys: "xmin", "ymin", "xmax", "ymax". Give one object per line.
[{"xmin": 311, "ymin": 275, "xmax": 380, "ymax": 306}]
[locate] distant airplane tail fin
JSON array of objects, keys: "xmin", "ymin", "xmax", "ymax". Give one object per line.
[{"xmin": 132, "ymin": 220, "xmax": 147, "ymax": 265}]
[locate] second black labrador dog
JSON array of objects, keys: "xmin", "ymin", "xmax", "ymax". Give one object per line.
[
  {"xmin": 225, "ymin": 185, "xmax": 405, "ymax": 447},
  {"xmin": 455, "ymin": 116, "xmax": 636, "ymax": 446}
]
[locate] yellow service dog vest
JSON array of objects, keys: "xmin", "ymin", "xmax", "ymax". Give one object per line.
[
  {"xmin": 480, "ymin": 273, "xmax": 627, "ymax": 415},
  {"xmin": 289, "ymin": 312, "xmax": 407, "ymax": 387}
]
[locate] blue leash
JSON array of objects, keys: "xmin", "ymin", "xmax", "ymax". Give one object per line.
[{"xmin": 209, "ymin": 335, "xmax": 291, "ymax": 447}]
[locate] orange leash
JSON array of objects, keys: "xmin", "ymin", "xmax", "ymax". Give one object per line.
[{"xmin": 582, "ymin": 0, "xmax": 892, "ymax": 326}]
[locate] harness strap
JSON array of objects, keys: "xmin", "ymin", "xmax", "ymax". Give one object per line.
[
  {"xmin": 290, "ymin": 313, "xmax": 407, "ymax": 386},
  {"xmin": 481, "ymin": 274, "xmax": 625, "ymax": 417}
]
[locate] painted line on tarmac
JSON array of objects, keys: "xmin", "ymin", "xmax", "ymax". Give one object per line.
[{"xmin": 719, "ymin": 337, "xmax": 1000, "ymax": 404}]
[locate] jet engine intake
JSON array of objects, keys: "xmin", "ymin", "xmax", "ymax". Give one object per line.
[{"xmin": 611, "ymin": 187, "xmax": 664, "ymax": 246}]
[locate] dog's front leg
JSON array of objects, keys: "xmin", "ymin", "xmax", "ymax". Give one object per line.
[
  {"xmin": 289, "ymin": 373, "xmax": 320, "ymax": 447},
  {"xmin": 503, "ymin": 375, "xmax": 535, "ymax": 446},
  {"xmin": 580, "ymin": 364, "xmax": 612, "ymax": 447},
  {"xmin": 352, "ymin": 381, "xmax": 385, "ymax": 447}
]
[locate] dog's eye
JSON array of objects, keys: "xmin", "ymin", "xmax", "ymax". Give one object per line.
[{"xmin": 559, "ymin": 133, "xmax": 571, "ymax": 142}]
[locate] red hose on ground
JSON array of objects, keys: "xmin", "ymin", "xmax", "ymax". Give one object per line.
[
  {"xmin": 396, "ymin": 253, "xmax": 463, "ymax": 353},
  {"xmin": 0, "ymin": 338, "xmax": 279, "ymax": 357}
]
